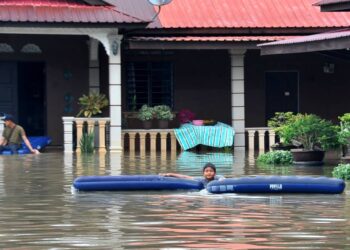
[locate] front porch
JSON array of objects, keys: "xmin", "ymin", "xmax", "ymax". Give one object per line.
[{"xmin": 61, "ymin": 117, "xmax": 275, "ymax": 153}]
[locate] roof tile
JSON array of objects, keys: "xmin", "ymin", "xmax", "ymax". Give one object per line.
[
  {"xmin": 149, "ymin": 0, "xmax": 350, "ymax": 28},
  {"xmin": 0, "ymin": 0, "xmax": 147, "ymax": 23}
]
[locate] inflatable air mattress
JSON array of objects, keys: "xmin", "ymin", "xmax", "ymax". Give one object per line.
[
  {"xmin": 207, "ymin": 176, "xmax": 345, "ymax": 194},
  {"xmin": 73, "ymin": 175, "xmax": 204, "ymax": 191},
  {"xmin": 1, "ymin": 136, "xmax": 52, "ymax": 155}
]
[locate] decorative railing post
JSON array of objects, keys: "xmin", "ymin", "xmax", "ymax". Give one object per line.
[
  {"xmin": 62, "ymin": 117, "xmax": 74, "ymax": 153},
  {"xmin": 247, "ymin": 130, "xmax": 255, "ymax": 151},
  {"xmin": 160, "ymin": 132, "xmax": 168, "ymax": 152},
  {"xmin": 139, "ymin": 132, "xmax": 147, "ymax": 153},
  {"xmin": 129, "ymin": 132, "xmax": 136, "ymax": 152},
  {"xmin": 170, "ymin": 131, "xmax": 177, "ymax": 152},
  {"xmin": 150, "ymin": 132, "xmax": 157, "ymax": 151},
  {"xmin": 75, "ymin": 119, "xmax": 84, "ymax": 153},
  {"xmin": 98, "ymin": 120, "xmax": 107, "ymax": 152},
  {"xmin": 258, "ymin": 130, "xmax": 266, "ymax": 151},
  {"xmin": 269, "ymin": 129, "xmax": 276, "ymax": 149}
]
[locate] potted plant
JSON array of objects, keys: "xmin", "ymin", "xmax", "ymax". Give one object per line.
[
  {"xmin": 137, "ymin": 105, "xmax": 154, "ymax": 129},
  {"xmin": 279, "ymin": 114, "xmax": 340, "ymax": 165},
  {"xmin": 153, "ymin": 105, "xmax": 174, "ymax": 129},
  {"xmin": 268, "ymin": 112, "xmax": 300, "ymax": 150},
  {"xmin": 338, "ymin": 113, "xmax": 350, "ymax": 158},
  {"xmin": 178, "ymin": 109, "xmax": 196, "ymax": 124},
  {"xmin": 77, "ymin": 93, "xmax": 109, "ymax": 118}
]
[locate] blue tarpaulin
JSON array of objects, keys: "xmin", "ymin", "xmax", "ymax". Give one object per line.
[{"xmin": 174, "ymin": 122, "xmax": 235, "ymax": 150}]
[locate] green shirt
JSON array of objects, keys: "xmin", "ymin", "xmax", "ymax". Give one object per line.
[{"xmin": 2, "ymin": 125, "xmax": 25, "ymax": 145}]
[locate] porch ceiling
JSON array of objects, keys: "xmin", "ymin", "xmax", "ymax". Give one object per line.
[
  {"xmin": 315, "ymin": 0, "xmax": 350, "ymax": 12},
  {"xmin": 258, "ymin": 29, "xmax": 350, "ymax": 55},
  {"xmin": 127, "ymin": 35, "xmax": 296, "ymax": 50}
]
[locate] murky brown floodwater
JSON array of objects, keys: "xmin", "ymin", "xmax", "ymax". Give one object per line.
[{"xmin": 0, "ymin": 151, "xmax": 349, "ymax": 249}]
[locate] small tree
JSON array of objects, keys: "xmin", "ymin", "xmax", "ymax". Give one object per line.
[
  {"xmin": 279, "ymin": 114, "xmax": 340, "ymax": 151},
  {"xmin": 268, "ymin": 112, "xmax": 298, "ymax": 144}
]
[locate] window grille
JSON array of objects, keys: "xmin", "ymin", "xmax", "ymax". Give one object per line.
[{"xmin": 126, "ymin": 62, "xmax": 173, "ymax": 111}]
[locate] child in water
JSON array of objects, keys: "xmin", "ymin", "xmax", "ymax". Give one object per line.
[{"xmin": 161, "ymin": 162, "xmax": 225, "ymax": 187}]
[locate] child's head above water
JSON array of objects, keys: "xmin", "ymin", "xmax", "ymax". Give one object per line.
[
  {"xmin": 202, "ymin": 162, "xmax": 216, "ymax": 180},
  {"xmin": 203, "ymin": 162, "xmax": 216, "ymax": 173}
]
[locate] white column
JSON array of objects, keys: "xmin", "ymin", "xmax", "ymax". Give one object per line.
[
  {"xmin": 62, "ymin": 116, "xmax": 75, "ymax": 153},
  {"xmin": 108, "ymin": 35, "xmax": 123, "ymax": 152},
  {"xmin": 229, "ymin": 49, "xmax": 246, "ymax": 150},
  {"xmin": 89, "ymin": 38, "xmax": 100, "ymax": 94},
  {"xmin": 0, "ymin": 120, "xmax": 4, "ymax": 137}
]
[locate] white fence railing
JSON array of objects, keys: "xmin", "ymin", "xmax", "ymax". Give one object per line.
[
  {"xmin": 245, "ymin": 127, "xmax": 276, "ymax": 152},
  {"xmin": 62, "ymin": 117, "xmax": 275, "ymax": 153},
  {"xmin": 62, "ymin": 117, "xmax": 178, "ymax": 153}
]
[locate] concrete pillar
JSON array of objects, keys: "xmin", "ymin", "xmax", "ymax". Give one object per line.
[
  {"xmin": 229, "ymin": 49, "xmax": 247, "ymax": 150},
  {"xmin": 62, "ymin": 117, "xmax": 74, "ymax": 153},
  {"xmin": 88, "ymin": 38, "xmax": 100, "ymax": 94},
  {"xmin": 108, "ymin": 35, "xmax": 123, "ymax": 152},
  {"xmin": 0, "ymin": 120, "xmax": 4, "ymax": 138}
]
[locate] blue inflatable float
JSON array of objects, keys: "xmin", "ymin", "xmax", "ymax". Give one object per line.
[
  {"xmin": 73, "ymin": 175, "xmax": 345, "ymax": 194},
  {"xmin": 1, "ymin": 136, "xmax": 52, "ymax": 155},
  {"xmin": 207, "ymin": 176, "xmax": 345, "ymax": 194},
  {"xmin": 73, "ymin": 175, "xmax": 204, "ymax": 191}
]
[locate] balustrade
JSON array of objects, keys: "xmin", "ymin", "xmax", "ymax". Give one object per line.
[
  {"xmin": 245, "ymin": 127, "xmax": 276, "ymax": 152},
  {"xmin": 62, "ymin": 117, "xmax": 275, "ymax": 153}
]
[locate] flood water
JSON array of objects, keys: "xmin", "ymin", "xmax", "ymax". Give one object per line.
[{"xmin": 0, "ymin": 151, "xmax": 349, "ymax": 249}]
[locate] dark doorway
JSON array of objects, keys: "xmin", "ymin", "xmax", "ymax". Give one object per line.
[
  {"xmin": 265, "ymin": 71, "xmax": 299, "ymax": 123},
  {"xmin": 18, "ymin": 62, "xmax": 46, "ymax": 136},
  {"xmin": 0, "ymin": 62, "xmax": 18, "ymax": 118}
]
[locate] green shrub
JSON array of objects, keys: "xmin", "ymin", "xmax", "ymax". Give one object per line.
[
  {"xmin": 279, "ymin": 114, "xmax": 340, "ymax": 151},
  {"xmin": 80, "ymin": 132, "xmax": 94, "ymax": 153},
  {"xmin": 137, "ymin": 105, "xmax": 154, "ymax": 121},
  {"xmin": 338, "ymin": 113, "xmax": 350, "ymax": 146},
  {"xmin": 268, "ymin": 112, "xmax": 298, "ymax": 143},
  {"xmin": 332, "ymin": 163, "xmax": 350, "ymax": 180},
  {"xmin": 257, "ymin": 150, "xmax": 293, "ymax": 165},
  {"xmin": 153, "ymin": 105, "xmax": 174, "ymax": 120}
]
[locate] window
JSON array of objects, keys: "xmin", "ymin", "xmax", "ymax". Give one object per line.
[{"xmin": 126, "ymin": 62, "xmax": 173, "ymax": 111}]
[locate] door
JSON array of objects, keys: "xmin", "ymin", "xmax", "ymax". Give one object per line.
[
  {"xmin": 0, "ymin": 63, "xmax": 18, "ymax": 119},
  {"xmin": 265, "ymin": 71, "xmax": 299, "ymax": 123},
  {"xmin": 18, "ymin": 62, "xmax": 46, "ymax": 136}
]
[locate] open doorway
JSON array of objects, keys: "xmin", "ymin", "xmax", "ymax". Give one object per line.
[
  {"xmin": 265, "ymin": 71, "xmax": 299, "ymax": 124},
  {"xmin": 18, "ymin": 62, "xmax": 46, "ymax": 136}
]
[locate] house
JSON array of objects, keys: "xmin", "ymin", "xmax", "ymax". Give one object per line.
[{"xmin": 1, "ymin": 0, "xmax": 350, "ymax": 151}]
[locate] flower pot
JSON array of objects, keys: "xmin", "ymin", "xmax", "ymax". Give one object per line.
[
  {"xmin": 142, "ymin": 120, "xmax": 153, "ymax": 129},
  {"xmin": 271, "ymin": 143, "xmax": 298, "ymax": 151},
  {"xmin": 158, "ymin": 120, "xmax": 169, "ymax": 129},
  {"xmin": 291, "ymin": 149, "xmax": 325, "ymax": 166}
]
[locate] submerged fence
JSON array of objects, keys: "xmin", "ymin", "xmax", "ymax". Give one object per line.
[{"xmin": 62, "ymin": 117, "xmax": 276, "ymax": 153}]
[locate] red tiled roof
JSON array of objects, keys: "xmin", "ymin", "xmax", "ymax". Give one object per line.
[
  {"xmin": 149, "ymin": 0, "xmax": 350, "ymax": 28},
  {"xmin": 258, "ymin": 29, "xmax": 350, "ymax": 46},
  {"xmin": 0, "ymin": 0, "xmax": 146, "ymax": 24},
  {"xmin": 130, "ymin": 36, "xmax": 296, "ymax": 42}
]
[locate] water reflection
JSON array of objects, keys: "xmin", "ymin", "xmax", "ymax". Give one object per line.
[{"xmin": 0, "ymin": 151, "xmax": 348, "ymax": 249}]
